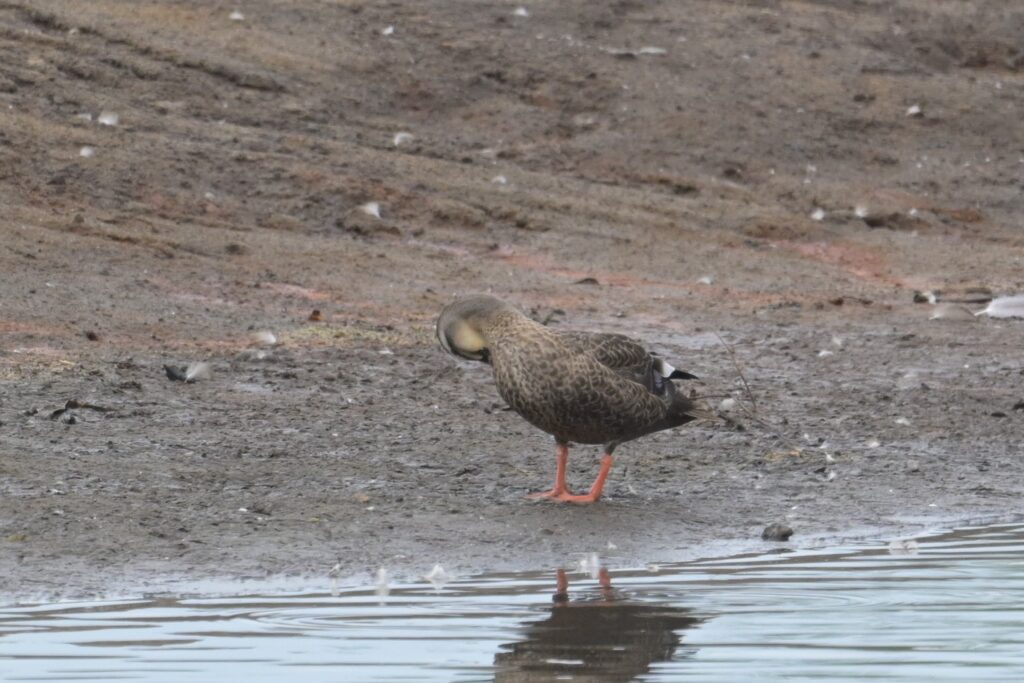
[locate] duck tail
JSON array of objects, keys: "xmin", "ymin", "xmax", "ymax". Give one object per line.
[{"xmin": 669, "ymin": 392, "xmax": 716, "ymax": 424}]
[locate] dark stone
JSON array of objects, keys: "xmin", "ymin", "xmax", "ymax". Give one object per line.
[{"xmin": 761, "ymin": 522, "xmax": 794, "ymax": 541}]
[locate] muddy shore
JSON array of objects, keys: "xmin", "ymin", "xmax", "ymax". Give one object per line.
[{"xmin": 2, "ymin": 0, "xmax": 1024, "ymax": 600}]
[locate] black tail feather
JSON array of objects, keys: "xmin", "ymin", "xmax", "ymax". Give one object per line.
[{"xmin": 669, "ymin": 369, "xmax": 699, "ymax": 380}]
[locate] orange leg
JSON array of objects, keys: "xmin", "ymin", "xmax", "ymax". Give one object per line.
[
  {"xmin": 526, "ymin": 444, "xmax": 573, "ymax": 499},
  {"xmin": 528, "ymin": 452, "xmax": 613, "ymax": 504},
  {"xmin": 553, "ymin": 568, "xmax": 569, "ymax": 604}
]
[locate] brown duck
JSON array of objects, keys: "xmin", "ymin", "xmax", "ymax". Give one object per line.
[{"xmin": 437, "ymin": 296, "xmax": 707, "ymax": 503}]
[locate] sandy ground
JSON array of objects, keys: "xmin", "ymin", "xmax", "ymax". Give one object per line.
[{"xmin": 2, "ymin": 0, "xmax": 1024, "ymax": 601}]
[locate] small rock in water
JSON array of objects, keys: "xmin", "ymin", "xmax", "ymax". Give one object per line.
[
  {"xmin": 888, "ymin": 539, "xmax": 919, "ymax": 555},
  {"xmin": 810, "ymin": 208, "xmax": 826, "ymax": 221},
  {"xmin": 97, "ymin": 111, "xmax": 120, "ymax": 126},
  {"xmin": 424, "ymin": 563, "xmax": 450, "ymax": 590},
  {"xmin": 393, "ymin": 131, "xmax": 413, "ymax": 146},
  {"xmin": 374, "ymin": 567, "xmax": 390, "ymax": 601},
  {"xmin": 577, "ymin": 552, "xmax": 601, "ymax": 578},
  {"xmin": 761, "ymin": 523, "xmax": 793, "ymax": 541},
  {"xmin": 79, "ymin": 146, "xmax": 95, "ymax": 158},
  {"xmin": 229, "ymin": 10, "xmax": 245, "ymax": 21}
]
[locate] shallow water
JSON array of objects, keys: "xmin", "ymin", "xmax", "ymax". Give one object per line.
[{"xmin": 2, "ymin": 523, "xmax": 1023, "ymax": 682}]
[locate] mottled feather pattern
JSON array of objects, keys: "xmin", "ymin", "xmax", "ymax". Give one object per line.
[{"xmin": 480, "ymin": 310, "xmax": 701, "ymax": 448}]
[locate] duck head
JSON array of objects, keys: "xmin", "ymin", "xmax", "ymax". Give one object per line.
[{"xmin": 436, "ymin": 295, "xmax": 514, "ymax": 363}]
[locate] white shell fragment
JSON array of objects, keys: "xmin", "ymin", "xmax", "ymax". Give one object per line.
[
  {"xmin": 513, "ymin": 7, "xmax": 530, "ymax": 17},
  {"xmin": 97, "ymin": 111, "xmax": 120, "ymax": 126},
  {"xmin": 810, "ymin": 208, "xmax": 826, "ymax": 221},
  {"xmin": 229, "ymin": 10, "xmax": 245, "ymax": 21},
  {"xmin": 601, "ymin": 46, "xmax": 667, "ymax": 57},
  {"xmin": 491, "ymin": 175, "xmax": 508, "ymax": 184},
  {"xmin": 184, "ymin": 362, "xmax": 211, "ymax": 383},
  {"xmin": 975, "ymin": 294, "xmax": 1024, "ymax": 319},
  {"xmin": 895, "ymin": 417, "xmax": 911, "ymax": 426},
  {"xmin": 393, "ymin": 131, "xmax": 413, "ymax": 146},
  {"xmin": 254, "ymin": 330, "xmax": 278, "ymax": 346},
  {"xmin": 866, "ymin": 439, "xmax": 881, "ymax": 449},
  {"xmin": 929, "ymin": 303, "xmax": 976, "ymax": 321},
  {"xmin": 79, "ymin": 146, "xmax": 95, "ymax": 158},
  {"xmin": 360, "ymin": 201, "xmax": 382, "ymax": 219},
  {"xmin": 905, "ymin": 104, "xmax": 923, "ymax": 117},
  {"xmin": 381, "ymin": 25, "xmax": 395, "ymax": 36},
  {"xmin": 817, "ymin": 349, "xmax": 833, "ymax": 358},
  {"xmin": 854, "ymin": 205, "xmax": 869, "ymax": 218},
  {"xmin": 718, "ymin": 398, "xmax": 736, "ymax": 412},
  {"xmin": 697, "ymin": 275, "xmax": 714, "ymax": 285}
]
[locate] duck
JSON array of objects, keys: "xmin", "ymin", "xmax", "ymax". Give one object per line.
[{"xmin": 436, "ymin": 295, "xmax": 708, "ymax": 503}]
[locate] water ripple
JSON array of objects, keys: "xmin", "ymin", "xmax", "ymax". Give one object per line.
[{"xmin": 1, "ymin": 523, "xmax": 1022, "ymax": 682}]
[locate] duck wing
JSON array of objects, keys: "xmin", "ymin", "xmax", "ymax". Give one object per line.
[{"xmin": 557, "ymin": 330, "xmax": 697, "ymax": 396}]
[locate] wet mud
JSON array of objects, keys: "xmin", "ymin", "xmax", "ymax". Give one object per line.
[{"xmin": 1, "ymin": 0, "xmax": 1024, "ymax": 599}]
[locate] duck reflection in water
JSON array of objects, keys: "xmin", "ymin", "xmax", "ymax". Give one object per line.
[{"xmin": 494, "ymin": 568, "xmax": 701, "ymax": 682}]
